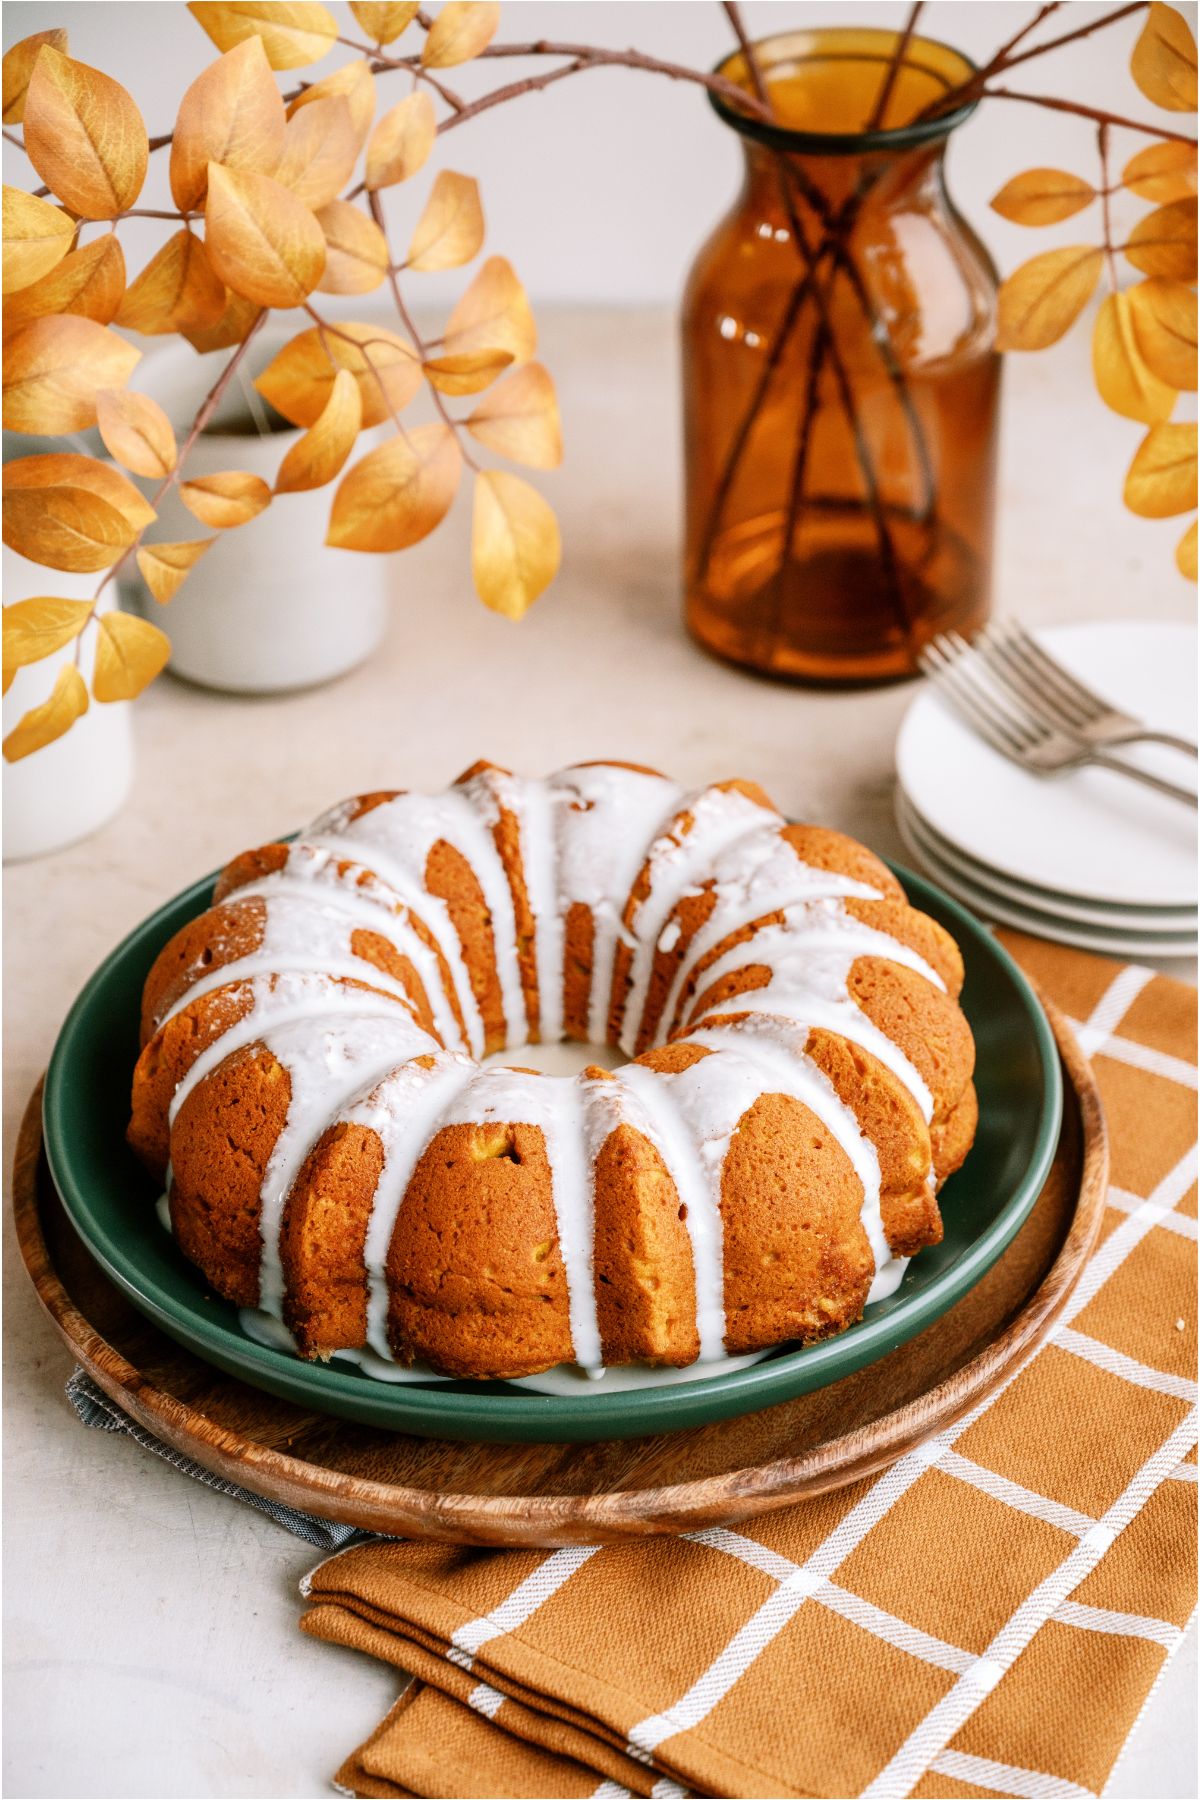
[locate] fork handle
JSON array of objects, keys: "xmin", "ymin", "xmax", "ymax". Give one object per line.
[
  {"xmin": 1117, "ymin": 729, "xmax": 1199, "ymax": 758},
  {"xmin": 1091, "ymin": 750, "xmax": 1199, "ymax": 808}
]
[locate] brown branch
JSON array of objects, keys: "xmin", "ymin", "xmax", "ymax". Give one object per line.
[
  {"xmin": 437, "ymin": 59, "xmax": 587, "ymax": 135},
  {"xmin": 920, "ymin": 1, "xmax": 1149, "ymax": 121},
  {"xmin": 758, "ymin": 314, "xmax": 828, "ymax": 667},
  {"xmin": 866, "ymin": 2, "xmax": 925, "ymax": 132},
  {"xmin": 3, "ymin": 127, "xmax": 25, "ymax": 152},
  {"xmin": 1098, "ymin": 124, "xmax": 1119, "ymax": 289},
  {"xmin": 983, "ymin": 86, "xmax": 1197, "ymax": 140},
  {"xmin": 721, "ymin": 2, "xmax": 770, "ymax": 106},
  {"xmin": 301, "ymin": 302, "xmax": 414, "ymax": 443}
]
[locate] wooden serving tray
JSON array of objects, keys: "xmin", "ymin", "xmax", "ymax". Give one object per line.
[{"xmin": 14, "ymin": 1004, "xmax": 1107, "ymax": 1547}]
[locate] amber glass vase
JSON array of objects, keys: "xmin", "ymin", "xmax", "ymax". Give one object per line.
[{"xmin": 683, "ymin": 28, "xmax": 1000, "ymax": 684}]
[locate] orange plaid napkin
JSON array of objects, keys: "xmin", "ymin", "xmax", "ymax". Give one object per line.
[{"xmin": 302, "ymin": 934, "xmax": 1198, "ymax": 1800}]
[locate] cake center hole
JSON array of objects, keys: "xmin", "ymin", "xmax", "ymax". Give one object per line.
[{"xmin": 481, "ymin": 1038, "xmax": 626, "ymax": 1077}]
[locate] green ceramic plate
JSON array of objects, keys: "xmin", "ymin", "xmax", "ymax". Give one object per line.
[{"xmin": 43, "ymin": 860, "xmax": 1061, "ymax": 1444}]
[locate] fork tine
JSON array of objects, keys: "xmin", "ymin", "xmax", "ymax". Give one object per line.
[
  {"xmin": 998, "ymin": 621, "xmax": 1109, "ymax": 721},
  {"xmin": 923, "ymin": 660, "xmax": 1031, "ymax": 763},
  {"xmin": 977, "ymin": 627, "xmax": 1092, "ymax": 734},
  {"xmin": 921, "ymin": 642, "xmax": 1034, "ymax": 758},
  {"xmin": 926, "ymin": 634, "xmax": 1050, "ymax": 749}
]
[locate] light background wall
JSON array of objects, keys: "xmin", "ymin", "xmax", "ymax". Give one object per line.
[{"xmin": 3, "ymin": 0, "xmax": 1195, "ymax": 309}]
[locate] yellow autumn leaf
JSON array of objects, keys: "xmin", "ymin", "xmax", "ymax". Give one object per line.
[
  {"xmin": 424, "ymin": 348, "xmax": 513, "ymax": 396},
  {"xmin": 275, "ymin": 97, "xmax": 359, "ymax": 211},
  {"xmin": 287, "ymin": 60, "xmax": 376, "ymax": 150},
  {"xmin": 990, "ymin": 168, "xmax": 1095, "ymax": 227},
  {"xmin": 255, "ymin": 322, "xmax": 420, "ymax": 426},
  {"xmin": 95, "ymin": 388, "xmax": 178, "ymax": 478},
  {"xmin": 23, "ymin": 47, "xmax": 147, "ymax": 219},
  {"xmin": 2, "ymin": 663, "xmax": 88, "ymax": 761},
  {"xmin": 349, "ymin": 2, "xmax": 419, "ymax": 44},
  {"xmin": 407, "ymin": 171, "xmax": 484, "ymax": 273},
  {"xmin": 471, "ymin": 469, "xmax": 560, "ymax": 619},
  {"xmin": 314, "ymin": 200, "xmax": 389, "ymax": 295},
  {"xmin": 1123, "ymin": 422, "xmax": 1198, "ymax": 517},
  {"xmin": 2, "ymin": 189, "xmax": 74, "ymax": 296},
  {"xmin": 204, "ymin": 163, "xmax": 326, "ymax": 307},
  {"xmin": 2, "ymin": 598, "xmax": 93, "ymax": 687},
  {"xmin": 274, "ymin": 365, "xmax": 362, "ymax": 492},
  {"xmin": 327, "ymin": 422, "xmax": 461, "ymax": 551},
  {"xmin": 1125, "ymin": 200, "xmax": 1198, "ymax": 281},
  {"xmin": 3, "ymin": 234, "xmax": 125, "ymax": 332},
  {"xmin": 170, "ymin": 36, "xmax": 286, "ymax": 213},
  {"xmin": 1126, "ymin": 279, "xmax": 1197, "ymax": 391},
  {"xmin": 3, "ymin": 29, "xmax": 68, "ymax": 124},
  {"xmin": 116, "ymin": 230, "xmax": 226, "ymax": 335},
  {"xmin": 136, "ymin": 539, "xmax": 213, "ymax": 603},
  {"xmin": 3, "ymin": 452, "xmax": 153, "ymax": 571},
  {"xmin": 366, "ymin": 91, "xmax": 436, "ymax": 189},
  {"xmin": 422, "ymin": 2, "xmax": 499, "ymax": 68},
  {"xmin": 180, "ymin": 470, "xmax": 272, "ymax": 528},
  {"xmin": 444, "ymin": 256, "xmax": 536, "ymax": 362},
  {"xmin": 995, "ymin": 246, "xmax": 1104, "ymax": 351},
  {"xmin": 1092, "ymin": 292, "xmax": 1177, "ymax": 424},
  {"xmin": 1177, "ymin": 519, "xmax": 1198, "ymax": 580},
  {"xmin": 1130, "ymin": 2, "xmax": 1197, "ymax": 111},
  {"xmin": 3, "ymin": 315, "xmax": 140, "ymax": 434},
  {"xmin": 182, "ymin": 289, "xmax": 262, "ymax": 353},
  {"xmin": 1123, "ymin": 141, "xmax": 1198, "ymax": 205},
  {"xmin": 187, "ymin": 1, "xmax": 338, "ymax": 70},
  {"xmin": 466, "ymin": 363, "xmax": 562, "ymax": 468},
  {"xmin": 92, "ymin": 610, "xmax": 171, "ymax": 702}
]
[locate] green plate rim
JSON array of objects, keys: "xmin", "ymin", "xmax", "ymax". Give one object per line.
[{"xmin": 42, "ymin": 857, "xmax": 1062, "ymax": 1443}]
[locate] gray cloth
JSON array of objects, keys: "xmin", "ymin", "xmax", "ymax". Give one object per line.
[{"xmin": 66, "ymin": 1367, "xmax": 370, "ymax": 1550}]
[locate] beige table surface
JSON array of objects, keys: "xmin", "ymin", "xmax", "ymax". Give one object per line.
[{"xmin": 4, "ymin": 309, "xmax": 1195, "ymax": 1797}]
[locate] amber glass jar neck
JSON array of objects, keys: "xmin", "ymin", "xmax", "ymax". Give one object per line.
[{"xmin": 739, "ymin": 133, "xmax": 947, "ymax": 210}]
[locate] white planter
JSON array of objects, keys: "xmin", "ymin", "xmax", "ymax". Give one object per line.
[
  {"xmin": 129, "ymin": 339, "xmax": 390, "ymax": 694},
  {"xmin": 2, "ymin": 548, "xmax": 135, "ymax": 862}
]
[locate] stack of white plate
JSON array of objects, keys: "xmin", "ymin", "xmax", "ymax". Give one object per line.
[{"xmin": 895, "ymin": 622, "xmax": 1197, "ymax": 958}]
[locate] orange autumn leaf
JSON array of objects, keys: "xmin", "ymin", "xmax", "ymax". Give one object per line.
[
  {"xmin": 95, "ymin": 388, "xmax": 177, "ymax": 478},
  {"xmin": 1122, "ymin": 141, "xmax": 1198, "ymax": 204},
  {"xmin": 255, "ymin": 322, "xmax": 420, "ymax": 426},
  {"xmin": 275, "ymin": 96, "xmax": 360, "ymax": 211},
  {"xmin": 367, "ymin": 91, "xmax": 436, "ymax": 189},
  {"xmin": 92, "ymin": 610, "xmax": 171, "ymax": 702},
  {"xmin": 187, "ymin": 2, "xmax": 338, "ymax": 70},
  {"xmin": 1123, "ymin": 422, "xmax": 1198, "ymax": 518},
  {"xmin": 204, "ymin": 163, "xmax": 326, "ymax": 307},
  {"xmin": 180, "ymin": 470, "xmax": 272, "ymax": 528},
  {"xmin": 170, "ymin": 36, "xmax": 286, "ymax": 212},
  {"xmin": 996, "ymin": 246, "xmax": 1104, "ymax": 351},
  {"xmin": 181, "ymin": 288, "xmax": 262, "ymax": 353},
  {"xmin": 407, "ymin": 171, "xmax": 484, "ymax": 272},
  {"xmin": 136, "ymin": 538, "xmax": 213, "ymax": 603},
  {"xmin": 116, "ymin": 230, "xmax": 226, "ymax": 335},
  {"xmin": 315, "ymin": 199, "xmax": 389, "ymax": 294},
  {"xmin": 990, "ymin": 168, "xmax": 1095, "ymax": 227},
  {"xmin": 1092, "ymin": 292, "xmax": 1177, "ymax": 424},
  {"xmin": 2, "ymin": 663, "xmax": 88, "ymax": 762},
  {"xmin": 1125, "ymin": 200, "xmax": 1198, "ymax": 281},
  {"xmin": 466, "ymin": 363, "xmax": 562, "ymax": 468},
  {"xmin": 274, "ymin": 365, "xmax": 362, "ymax": 492},
  {"xmin": 1176, "ymin": 519, "xmax": 1198, "ymax": 580},
  {"xmin": 2, "ymin": 189, "xmax": 74, "ymax": 296},
  {"xmin": 421, "ymin": 2, "xmax": 499, "ymax": 68},
  {"xmin": 23, "ymin": 47, "xmax": 147, "ymax": 218},
  {"xmin": 3, "ymin": 452, "xmax": 153, "ymax": 571},
  {"xmin": 349, "ymin": 2, "xmax": 418, "ymax": 44},
  {"xmin": 443, "ymin": 256, "xmax": 536, "ymax": 362},
  {"xmin": 2, "ymin": 597, "xmax": 93, "ymax": 690},
  {"xmin": 327, "ymin": 422, "xmax": 461, "ymax": 551},
  {"xmin": 1130, "ymin": 2, "xmax": 1197, "ymax": 112},
  {"xmin": 3, "ymin": 234, "xmax": 125, "ymax": 331},
  {"xmin": 471, "ymin": 469, "xmax": 560, "ymax": 618},
  {"xmin": 286, "ymin": 59, "xmax": 376, "ymax": 150},
  {"xmin": 3, "ymin": 315, "xmax": 140, "ymax": 433},
  {"xmin": 423, "ymin": 348, "xmax": 513, "ymax": 396},
  {"xmin": 1127, "ymin": 279, "xmax": 1197, "ymax": 391},
  {"xmin": 3, "ymin": 29, "xmax": 68, "ymax": 124}
]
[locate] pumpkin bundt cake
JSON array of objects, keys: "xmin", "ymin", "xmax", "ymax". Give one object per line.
[{"xmin": 128, "ymin": 761, "xmax": 977, "ymax": 1381}]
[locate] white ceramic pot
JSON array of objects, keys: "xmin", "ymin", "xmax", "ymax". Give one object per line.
[
  {"xmin": 2, "ymin": 546, "xmax": 135, "ymax": 862},
  {"xmin": 128, "ymin": 338, "xmax": 390, "ymax": 694}
]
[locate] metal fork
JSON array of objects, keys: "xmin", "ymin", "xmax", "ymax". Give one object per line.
[
  {"xmin": 919, "ymin": 637, "xmax": 1198, "ymax": 809},
  {"xmin": 975, "ymin": 620, "xmax": 1197, "ymax": 757}
]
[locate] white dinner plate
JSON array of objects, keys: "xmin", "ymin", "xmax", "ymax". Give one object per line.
[
  {"xmin": 896, "ymin": 795, "xmax": 1198, "ymax": 959},
  {"xmin": 898, "ymin": 791, "xmax": 1197, "ymax": 932},
  {"xmin": 896, "ymin": 622, "xmax": 1197, "ymax": 909}
]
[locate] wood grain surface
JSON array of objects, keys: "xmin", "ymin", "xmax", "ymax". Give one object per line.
[{"xmin": 13, "ymin": 1003, "xmax": 1107, "ymax": 1547}]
